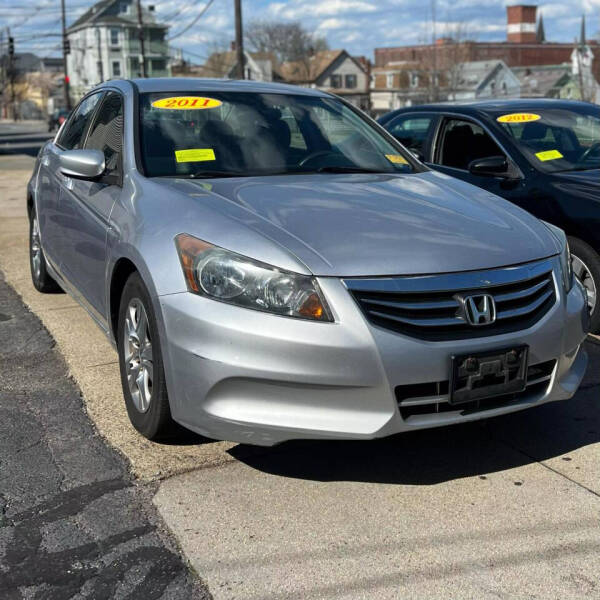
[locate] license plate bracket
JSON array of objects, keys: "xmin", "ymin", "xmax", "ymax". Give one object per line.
[{"xmin": 449, "ymin": 346, "xmax": 528, "ymax": 405}]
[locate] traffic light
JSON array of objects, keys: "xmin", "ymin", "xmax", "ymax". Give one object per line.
[
  {"xmin": 8, "ymin": 37, "xmax": 14, "ymax": 57},
  {"xmin": 63, "ymin": 39, "xmax": 70, "ymax": 55}
]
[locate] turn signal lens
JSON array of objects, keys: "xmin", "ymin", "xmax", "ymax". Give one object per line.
[{"xmin": 174, "ymin": 234, "xmax": 332, "ymax": 322}]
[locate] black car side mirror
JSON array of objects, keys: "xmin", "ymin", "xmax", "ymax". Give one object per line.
[{"xmin": 468, "ymin": 156, "xmax": 511, "ymax": 178}]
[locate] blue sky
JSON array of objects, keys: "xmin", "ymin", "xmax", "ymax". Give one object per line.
[{"xmin": 2, "ymin": 0, "xmax": 599, "ymax": 62}]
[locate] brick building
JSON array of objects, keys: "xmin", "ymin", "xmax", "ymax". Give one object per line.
[{"xmin": 375, "ymin": 5, "xmax": 600, "ymax": 82}]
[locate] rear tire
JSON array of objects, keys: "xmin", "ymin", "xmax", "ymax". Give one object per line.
[
  {"xmin": 569, "ymin": 236, "xmax": 600, "ymax": 333},
  {"xmin": 29, "ymin": 208, "xmax": 62, "ymax": 293},
  {"xmin": 117, "ymin": 271, "xmax": 176, "ymax": 440}
]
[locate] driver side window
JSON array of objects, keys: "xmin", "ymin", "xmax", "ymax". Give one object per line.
[
  {"xmin": 57, "ymin": 93, "xmax": 102, "ymax": 150},
  {"xmin": 438, "ymin": 118, "xmax": 505, "ymax": 171},
  {"xmin": 84, "ymin": 91, "xmax": 124, "ymax": 180}
]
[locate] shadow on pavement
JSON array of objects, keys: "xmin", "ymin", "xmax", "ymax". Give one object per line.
[{"xmin": 230, "ymin": 341, "xmax": 600, "ymax": 485}]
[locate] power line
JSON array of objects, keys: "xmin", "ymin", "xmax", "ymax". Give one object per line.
[{"xmin": 167, "ymin": 0, "xmax": 216, "ymax": 41}]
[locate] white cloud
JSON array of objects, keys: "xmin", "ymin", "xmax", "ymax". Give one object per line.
[{"xmin": 269, "ymin": 0, "xmax": 377, "ymax": 19}]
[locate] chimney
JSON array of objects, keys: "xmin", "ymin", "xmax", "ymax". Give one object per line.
[
  {"xmin": 230, "ymin": 41, "xmax": 236, "ymax": 51},
  {"xmin": 507, "ymin": 5, "xmax": 537, "ymax": 43}
]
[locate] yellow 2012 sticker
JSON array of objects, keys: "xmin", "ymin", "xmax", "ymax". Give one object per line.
[
  {"xmin": 497, "ymin": 113, "xmax": 541, "ymax": 123},
  {"xmin": 385, "ymin": 154, "xmax": 409, "ymax": 165},
  {"xmin": 152, "ymin": 96, "xmax": 222, "ymax": 110},
  {"xmin": 175, "ymin": 148, "xmax": 216, "ymax": 163},
  {"xmin": 535, "ymin": 149, "xmax": 563, "ymax": 162}
]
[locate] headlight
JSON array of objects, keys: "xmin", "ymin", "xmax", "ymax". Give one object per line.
[
  {"xmin": 175, "ymin": 234, "xmax": 333, "ymax": 321},
  {"xmin": 542, "ymin": 221, "xmax": 573, "ymax": 293}
]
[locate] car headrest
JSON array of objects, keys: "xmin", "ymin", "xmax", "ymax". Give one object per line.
[{"xmin": 521, "ymin": 121, "xmax": 548, "ymax": 141}]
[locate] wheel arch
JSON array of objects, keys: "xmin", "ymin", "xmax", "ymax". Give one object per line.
[{"xmin": 108, "ymin": 257, "xmax": 139, "ymax": 340}]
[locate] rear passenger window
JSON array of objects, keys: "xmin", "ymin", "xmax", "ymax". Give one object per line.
[
  {"xmin": 84, "ymin": 92, "xmax": 123, "ymax": 176},
  {"xmin": 438, "ymin": 118, "xmax": 504, "ymax": 171},
  {"xmin": 387, "ymin": 115, "xmax": 435, "ymax": 157},
  {"xmin": 58, "ymin": 93, "xmax": 102, "ymax": 150}
]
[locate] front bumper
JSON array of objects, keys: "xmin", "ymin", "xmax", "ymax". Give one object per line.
[{"xmin": 158, "ymin": 261, "xmax": 589, "ymax": 446}]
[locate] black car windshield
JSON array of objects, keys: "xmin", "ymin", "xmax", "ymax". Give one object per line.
[
  {"xmin": 493, "ymin": 106, "xmax": 600, "ymax": 172},
  {"xmin": 139, "ymin": 92, "xmax": 416, "ymax": 177}
]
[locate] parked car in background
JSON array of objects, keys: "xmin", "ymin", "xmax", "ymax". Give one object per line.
[
  {"xmin": 27, "ymin": 80, "xmax": 588, "ymax": 446},
  {"xmin": 379, "ymin": 100, "xmax": 600, "ymax": 331},
  {"xmin": 48, "ymin": 108, "xmax": 70, "ymax": 132}
]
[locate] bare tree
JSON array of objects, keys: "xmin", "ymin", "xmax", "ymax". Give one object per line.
[{"xmin": 245, "ymin": 20, "xmax": 328, "ymax": 64}]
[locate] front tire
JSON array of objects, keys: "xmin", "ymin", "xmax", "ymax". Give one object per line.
[
  {"xmin": 29, "ymin": 209, "xmax": 62, "ymax": 293},
  {"xmin": 117, "ymin": 272, "xmax": 176, "ymax": 440},
  {"xmin": 569, "ymin": 236, "xmax": 600, "ymax": 333}
]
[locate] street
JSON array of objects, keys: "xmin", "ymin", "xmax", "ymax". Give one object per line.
[{"xmin": 1, "ymin": 122, "xmax": 600, "ymax": 599}]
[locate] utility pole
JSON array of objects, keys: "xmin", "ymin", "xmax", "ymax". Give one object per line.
[
  {"xmin": 430, "ymin": 0, "xmax": 437, "ymax": 102},
  {"xmin": 234, "ymin": 0, "xmax": 244, "ymax": 79},
  {"xmin": 136, "ymin": 0, "xmax": 147, "ymax": 77},
  {"xmin": 7, "ymin": 28, "xmax": 17, "ymax": 121},
  {"xmin": 61, "ymin": 0, "xmax": 71, "ymax": 110}
]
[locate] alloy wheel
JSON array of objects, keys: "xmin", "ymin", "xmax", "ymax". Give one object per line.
[
  {"xmin": 124, "ymin": 298, "xmax": 154, "ymax": 413},
  {"xmin": 572, "ymin": 254, "xmax": 597, "ymax": 315}
]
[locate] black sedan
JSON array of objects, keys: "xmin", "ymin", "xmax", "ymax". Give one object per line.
[{"xmin": 379, "ymin": 99, "xmax": 600, "ymax": 331}]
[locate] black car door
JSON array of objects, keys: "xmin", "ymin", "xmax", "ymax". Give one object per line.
[{"xmin": 430, "ymin": 114, "xmax": 538, "ymax": 214}]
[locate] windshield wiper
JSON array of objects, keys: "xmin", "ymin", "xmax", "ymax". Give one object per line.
[
  {"xmin": 189, "ymin": 169, "xmax": 247, "ymax": 179},
  {"xmin": 315, "ymin": 165, "xmax": 390, "ymax": 174}
]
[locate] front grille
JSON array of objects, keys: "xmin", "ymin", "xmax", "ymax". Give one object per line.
[
  {"xmin": 396, "ymin": 360, "xmax": 556, "ymax": 420},
  {"xmin": 344, "ymin": 259, "xmax": 557, "ymax": 341}
]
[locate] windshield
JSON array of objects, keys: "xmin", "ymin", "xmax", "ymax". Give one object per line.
[
  {"xmin": 493, "ymin": 106, "xmax": 600, "ymax": 173},
  {"xmin": 139, "ymin": 91, "xmax": 416, "ymax": 177}
]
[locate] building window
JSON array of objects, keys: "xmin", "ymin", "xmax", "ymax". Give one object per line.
[
  {"xmin": 386, "ymin": 74, "xmax": 394, "ymax": 89},
  {"xmin": 112, "ymin": 61, "xmax": 121, "ymax": 77},
  {"xmin": 490, "ymin": 81, "xmax": 496, "ymax": 95},
  {"xmin": 410, "ymin": 72, "xmax": 419, "ymax": 88},
  {"xmin": 119, "ymin": 1, "xmax": 129, "ymax": 13},
  {"xmin": 502, "ymin": 82, "xmax": 508, "ymax": 95},
  {"xmin": 345, "ymin": 74, "xmax": 357, "ymax": 89},
  {"xmin": 110, "ymin": 28, "xmax": 120, "ymax": 46},
  {"xmin": 152, "ymin": 59, "xmax": 165, "ymax": 70},
  {"xmin": 330, "ymin": 74, "xmax": 342, "ymax": 88}
]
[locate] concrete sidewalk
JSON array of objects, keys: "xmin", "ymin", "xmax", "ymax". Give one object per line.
[{"xmin": 2, "ymin": 154, "xmax": 600, "ymax": 599}]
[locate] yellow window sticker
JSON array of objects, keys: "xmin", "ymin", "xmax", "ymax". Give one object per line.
[
  {"xmin": 385, "ymin": 154, "xmax": 409, "ymax": 165},
  {"xmin": 497, "ymin": 113, "xmax": 541, "ymax": 123},
  {"xmin": 535, "ymin": 149, "xmax": 564, "ymax": 162},
  {"xmin": 152, "ymin": 96, "xmax": 222, "ymax": 110},
  {"xmin": 175, "ymin": 149, "xmax": 216, "ymax": 163}
]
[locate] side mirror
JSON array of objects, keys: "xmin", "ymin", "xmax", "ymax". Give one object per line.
[
  {"xmin": 468, "ymin": 156, "xmax": 510, "ymax": 178},
  {"xmin": 59, "ymin": 149, "xmax": 105, "ymax": 180}
]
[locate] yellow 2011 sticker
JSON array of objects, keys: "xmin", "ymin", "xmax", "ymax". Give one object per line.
[
  {"xmin": 535, "ymin": 149, "xmax": 563, "ymax": 162},
  {"xmin": 175, "ymin": 148, "xmax": 216, "ymax": 163},
  {"xmin": 152, "ymin": 96, "xmax": 222, "ymax": 110},
  {"xmin": 385, "ymin": 154, "xmax": 409, "ymax": 165},
  {"xmin": 497, "ymin": 113, "xmax": 541, "ymax": 123}
]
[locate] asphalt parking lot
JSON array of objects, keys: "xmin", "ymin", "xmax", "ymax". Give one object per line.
[{"xmin": 1, "ymin": 123, "xmax": 600, "ymax": 599}]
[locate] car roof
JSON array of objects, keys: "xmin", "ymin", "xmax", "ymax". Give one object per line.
[
  {"xmin": 95, "ymin": 77, "xmax": 331, "ymax": 97},
  {"xmin": 386, "ymin": 98, "xmax": 596, "ymax": 116}
]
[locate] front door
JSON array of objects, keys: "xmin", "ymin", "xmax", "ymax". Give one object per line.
[
  {"xmin": 431, "ymin": 116, "xmax": 534, "ymax": 213},
  {"xmin": 58, "ymin": 91, "xmax": 124, "ymax": 326},
  {"xmin": 38, "ymin": 93, "xmax": 103, "ymax": 272}
]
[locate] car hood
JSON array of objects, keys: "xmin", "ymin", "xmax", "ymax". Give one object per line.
[{"xmin": 155, "ymin": 170, "xmax": 559, "ymax": 277}]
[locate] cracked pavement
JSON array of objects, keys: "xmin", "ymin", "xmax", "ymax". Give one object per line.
[{"xmin": 0, "ymin": 273, "xmax": 210, "ymax": 599}]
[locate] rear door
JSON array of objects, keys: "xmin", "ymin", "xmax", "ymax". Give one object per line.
[
  {"xmin": 38, "ymin": 93, "xmax": 103, "ymax": 271},
  {"xmin": 383, "ymin": 112, "xmax": 439, "ymax": 161},
  {"xmin": 59, "ymin": 91, "xmax": 124, "ymax": 325}
]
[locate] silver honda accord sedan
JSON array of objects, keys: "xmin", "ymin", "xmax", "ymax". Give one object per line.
[{"xmin": 27, "ymin": 78, "xmax": 589, "ymax": 445}]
